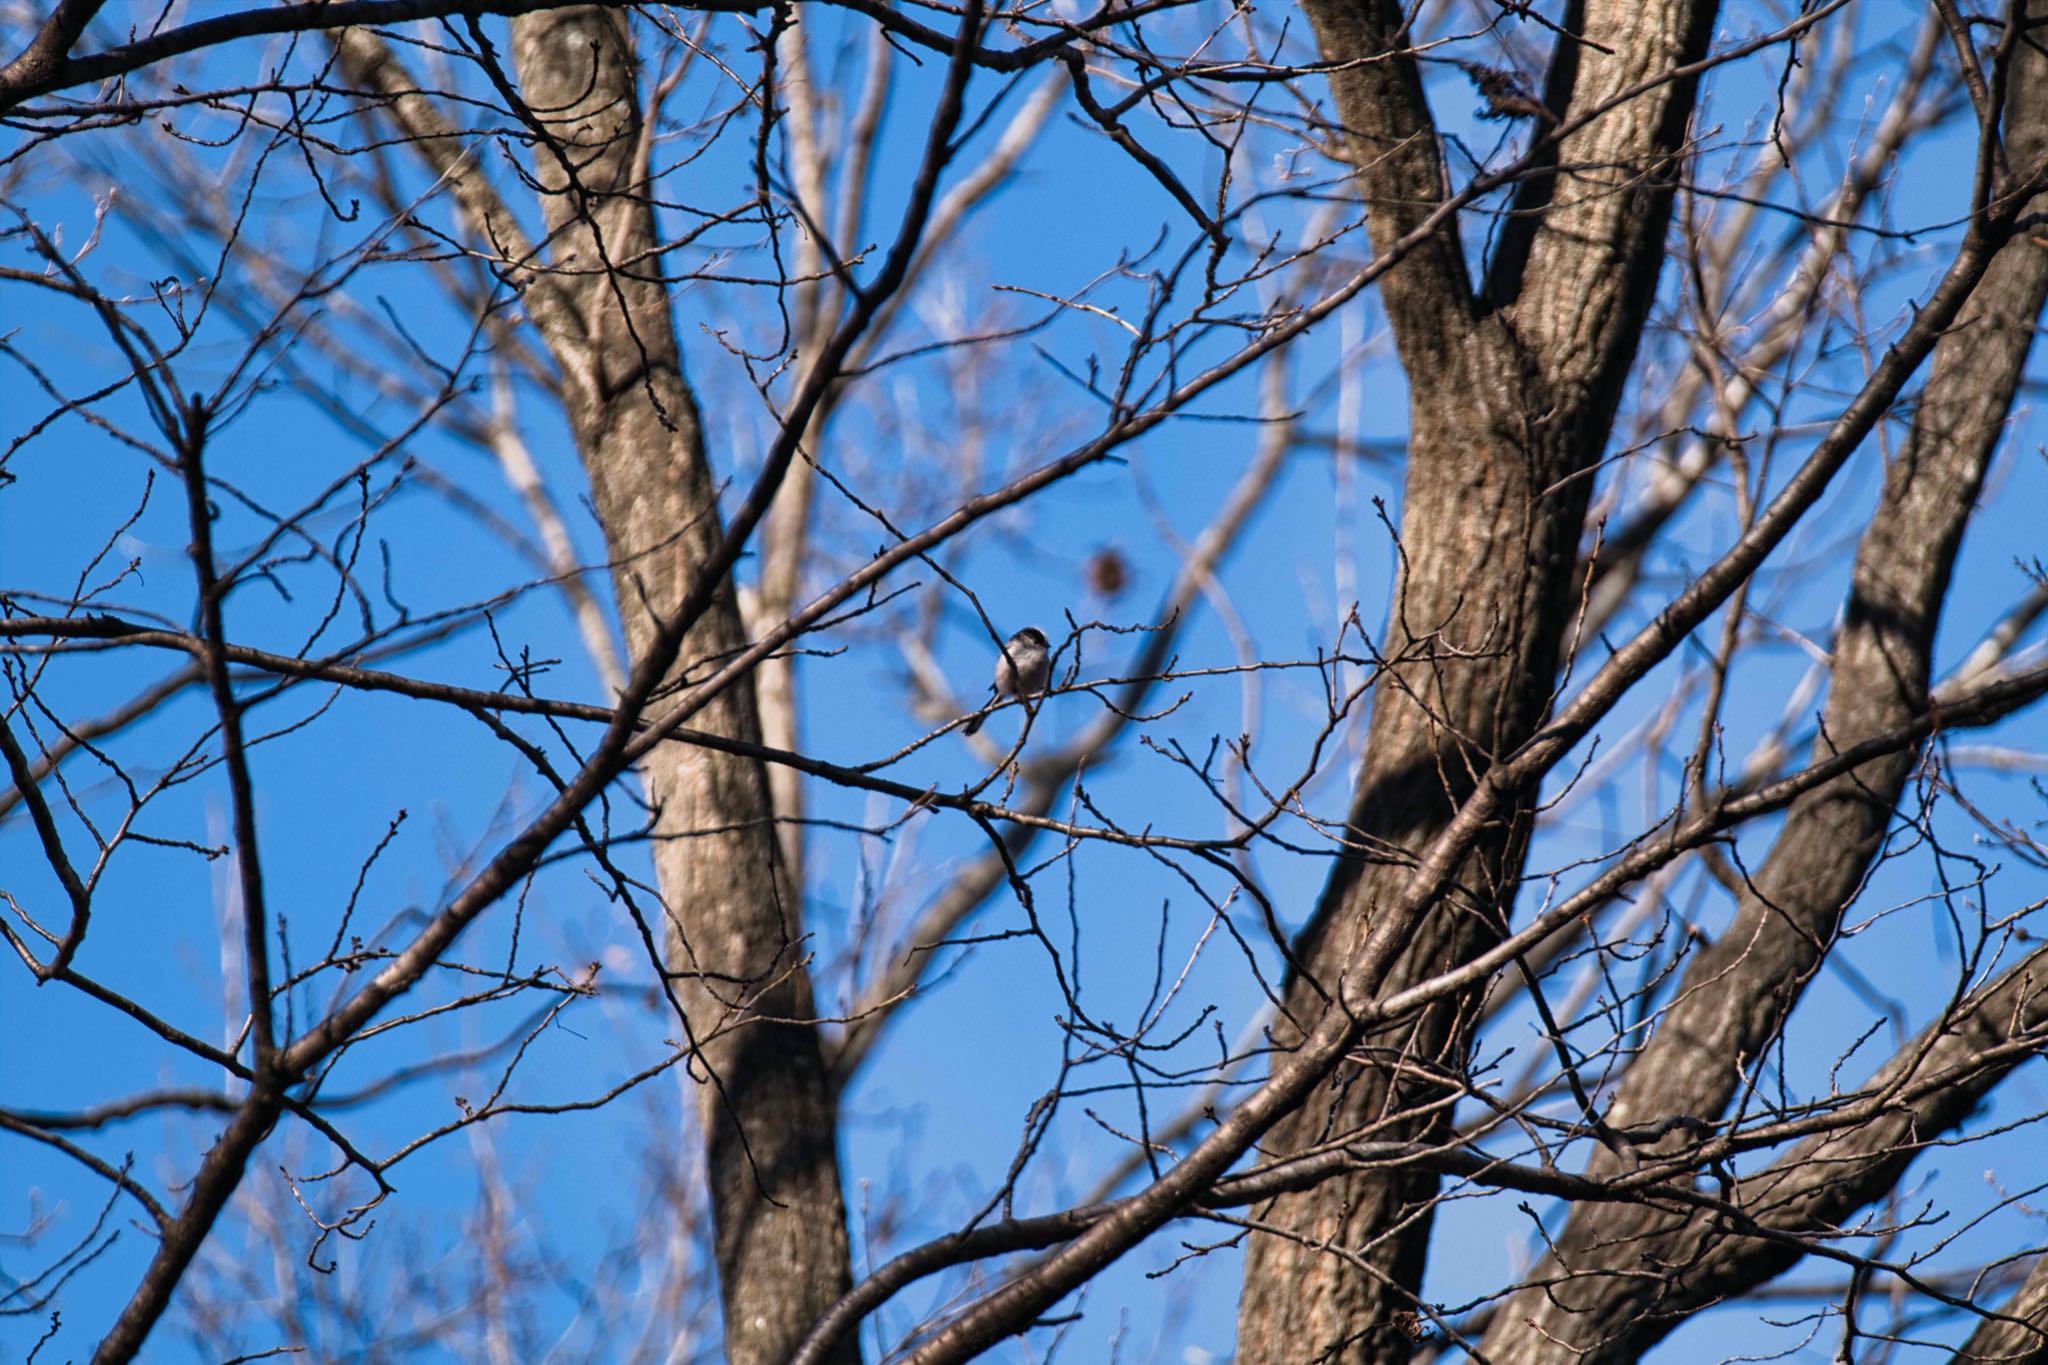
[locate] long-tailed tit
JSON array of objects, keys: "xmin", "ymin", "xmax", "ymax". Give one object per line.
[{"xmin": 963, "ymin": 626, "xmax": 1051, "ymax": 735}]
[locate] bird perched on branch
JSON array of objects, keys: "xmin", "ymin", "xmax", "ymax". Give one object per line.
[{"xmin": 963, "ymin": 626, "xmax": 1051, "ymax": 736}]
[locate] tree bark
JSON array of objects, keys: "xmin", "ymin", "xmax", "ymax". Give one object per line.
[
  {"xmin": 336, "ymin": 12, "xmax": 857, "ymax": 1362},
  {"xmin": 501, "ymin": 15, "xmax": 855, "ymax": 1363},
  {"xmin": 1239, "ymin": 3, "xmax": 1718, "ymax": 1360},
  {"xmin": 1480, "ymin": 16, "xmax": 2048, "ymax": 1357},
  {"xmin": 1479, "ymin": 939, "xmax": 2048, "ymax": 1362},
  {"xmin": 1956, "ymin": 1255, "xmax": 2048, "ymax": 1364}
]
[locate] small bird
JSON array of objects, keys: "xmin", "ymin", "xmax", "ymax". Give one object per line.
[{"xmin": 963, "ymin": 626, "xmax": 1051, "ymax": 735}]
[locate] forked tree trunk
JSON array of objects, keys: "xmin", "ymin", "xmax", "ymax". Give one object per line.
[
  {"xmin": 1241, "ymin": 4, "xmax": 2048, "ymax": 1362},
  {"xmin": 1238, "ymin": 2, "xmax": 1717, "ymax": 1358}
]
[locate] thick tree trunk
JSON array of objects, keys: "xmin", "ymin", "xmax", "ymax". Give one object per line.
[
  {"xmin": 500, "ymin": 14, "xmax": 856, "ymax": 1364},
  {"xmin": 1236, "ymin": 333, "xmax": 1581, "ymax": 1364},
  {"xmin": 1238, "ymin": 3, "xmax": 1717, "ymax": 1359},
  {"xmin": 335, "ymin": 12, "xmax": 856, "ymax": 1362}
]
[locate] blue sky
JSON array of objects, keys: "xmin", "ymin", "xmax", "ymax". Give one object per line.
[{"xmin": 4, "ymin": 3, "xmax": 2047, "ymax": 1361}]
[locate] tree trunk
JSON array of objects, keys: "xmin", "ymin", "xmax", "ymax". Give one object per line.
[
  {"xmin": 1239, "ymin": 2, "xmax": 1717, "ymax": 1359},
  {"xmin": 500, "ymin": 14, "xmax": 856, "ymax": 1363},
  {"xmin": 1956, "ymin": 1253, "xmax": 2048, "ymax": 1364},
  {"xmin": 333, "ymin": 10, "xmax": 858, "ymax": 1361},
  {"xmin": 1479, "ymin": 18, "xmax": 2048, "ymax": 1358}
]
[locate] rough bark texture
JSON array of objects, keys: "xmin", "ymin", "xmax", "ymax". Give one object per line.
[
  {"xmin": 1957, "ymin": 1255, "xmax": 2048, "ymax": 1363},
  {"xmin": 501, "ymin": 15, "xmax": 856, "ymax": 1364},
  {"xmin": 1482, "ymin": 941, "xmax": 2048, "ymax": 1363},
  {"xmin": 336, "ymin": 13, "xmax": 855, "ymax": 1363},
  {"xmin": 1238, "ymin": 3, "xmax": 1718, "ymax": 1359},
  {"xmin": 1478, "ymin": 28, "xmax": 2048, "ymax": 1359}
]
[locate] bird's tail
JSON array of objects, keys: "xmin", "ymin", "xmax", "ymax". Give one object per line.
[{"xmin": 962, "ymin": 711, "xmax": 986, "ymax": 736}]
